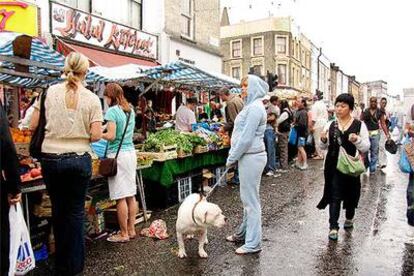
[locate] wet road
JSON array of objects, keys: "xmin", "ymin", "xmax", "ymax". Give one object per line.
[{"xmin": 36, "ymin": 154, "xmax": 414, "ymax": 275}]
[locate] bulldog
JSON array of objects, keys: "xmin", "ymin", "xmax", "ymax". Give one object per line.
[{"xmin": 176, "ymin": 193, "xmax": 227, "ymax": 258}]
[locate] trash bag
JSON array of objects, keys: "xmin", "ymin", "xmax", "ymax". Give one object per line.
[
  {"xmin": 9, "ymin": 204, "xmax": 36, "ymax": 276},
  {"xmin": 140, "ymin": 219, "xmax": 169, "ymax": 240}
]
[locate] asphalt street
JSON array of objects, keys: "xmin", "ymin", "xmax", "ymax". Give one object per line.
[{"xmin": 34, "ymin": 153, "xmax": 414, "ymax": 276}]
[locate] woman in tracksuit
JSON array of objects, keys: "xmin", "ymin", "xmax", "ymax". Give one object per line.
[{"xmin": 225, "ymin": 74, "xmax": 268, "ymax": 255}]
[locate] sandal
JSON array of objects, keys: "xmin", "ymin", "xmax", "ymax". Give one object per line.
[
  {"xmin": 107, "ymin": 233, "xmax": 130, "ymax": 243},
  {"xmin": 226, "ymin": 235, "xmax": 244, "ymax": 243},
  {"xmin": 235, "ymin": 246, "xmax": 262, "ymax": 255}
]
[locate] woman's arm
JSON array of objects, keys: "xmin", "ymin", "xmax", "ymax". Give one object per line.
[
  {"xmin": 226, "ymin": 106, "xmax": 263, "ymax": 166},
  {"xmin": 277, "ymin": 112, "xmax": 288, "ymax": 125},
  {"xmin": 29, "ymin": 108, "xmax": 40, "ymax": 131},
  {"xmin": 319, "ymin": 121, "xmax": 332, "ymax": 150},
  {"xmin": 353, "ymin": 122, "xmax": 370, "ymax": 153},
  {"xmin": 101, "ymin": 121, "xmax": 115, "ymax": 142}
]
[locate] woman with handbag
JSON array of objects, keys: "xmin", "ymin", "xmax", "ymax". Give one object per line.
[
  {"xmin": 317, "ymin": 94, "xmax": 370, "ymax": 241},
  {"xmin": 102, "ymin": 83, "xmax": 138, "ymax": 243},
  {"xmin": 30, "ymin": 52, "xmax": 103, "ymax": 275}
]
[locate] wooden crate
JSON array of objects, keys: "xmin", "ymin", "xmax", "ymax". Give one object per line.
[
  {"xmin": 177, "ymin": 149, "xmax": 192, "ymax": 159},
  {"xmin": 193, "ymin": 145, "xmax": 209, "ymax": 154},
  {"xmin": 15, "ymin": 142, "xmax": 30, "ymax": 156},
  {"xmin": 138, "ymin": 151, "xmax": 177, "ymax": 162}
]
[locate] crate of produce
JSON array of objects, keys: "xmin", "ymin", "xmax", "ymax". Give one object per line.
[
  {"xmin": 193, "ymin": 145, "xmax": 209, "ymax": 154},
  {"xmin": 138, "ymin": 151, "xmax": 177, "ymax": 162},
  {"xmin": 177, "ymin": 149, "xmax": 192, "ymax": 159},
  {"xmin": 136, "ymin": 151, "xmax": 154, "ymax": 167},
  {"xmin": 91, "ymin": 158, "xmax": 101, "ymax": 178}
]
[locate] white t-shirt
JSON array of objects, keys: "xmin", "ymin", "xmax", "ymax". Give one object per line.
[{"xmin": 175, "ymin": 105, "xmax": 196, "ymax": 132}]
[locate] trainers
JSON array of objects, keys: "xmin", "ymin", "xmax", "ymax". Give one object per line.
[
  {"xmin": 273, "ymin": 173, "xmax": 282, "ymax": 178},
  {"xmin": 265, "ymin": 171, "xmax": 275, "ymax": 177},
  {"xmin": 275, "ymin": 169, "xmax": 288, "ymax": 173},
  {"xmin": 344, "ymin": 219, "xmax": 354, "ymax": 229},
  {"xmin": 329, "ymin": 229, "xmax": 338, "ymax": 241},
  {"xmin": 299, "ymin": 164, "xmax": 309, "ymax": 170},
  {"xmin": 381, "ymin": 167, "xmax": 387, "ymax": 174}
]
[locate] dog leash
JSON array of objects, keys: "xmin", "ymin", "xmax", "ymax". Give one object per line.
[{"xmin": 204, "ymin": 167, "xmax": 230, "ymax": 199}]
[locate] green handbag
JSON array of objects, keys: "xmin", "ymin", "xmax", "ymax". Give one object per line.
[
  {"xmin": 334, "ymin": 120, "xmax": 365, "ymax": 177},
  {"xmin": 336, "ymin": 146, "xmax": 365, "ymax": 177}
]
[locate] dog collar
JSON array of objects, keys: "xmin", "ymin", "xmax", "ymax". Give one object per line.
[{"xmin": 192, "ymin": 194, "xmax": 203, "ymax": 226}]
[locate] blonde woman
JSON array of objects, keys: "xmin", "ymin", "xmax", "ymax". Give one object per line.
[
  {"xmin": 102, "ymin": 83, "xmax": 138, "ymax": 243},
  {"xmin": 31, "ymin": 52, "xmax": 103, "ymax": 275}
]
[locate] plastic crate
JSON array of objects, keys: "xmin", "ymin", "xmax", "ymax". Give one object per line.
[{"xmin": 178, "ymin": 176, "xmax": 192, "ymax": 203}]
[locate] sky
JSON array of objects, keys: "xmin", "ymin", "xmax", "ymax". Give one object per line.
[{"xmin": 221, "ymin": 0, "xmax": 414, "ymax": 96}]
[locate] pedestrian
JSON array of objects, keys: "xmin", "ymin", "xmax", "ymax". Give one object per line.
[
  {"xmin": 30, "ymin": 52, "xmax": 103, "ymax": 275},
  {"xmin": 0, "ymin": 100, "xmax": 22, "ymax": 275},
  {"xmin": 378, "ymin": 97, "xmax": 391, "ymax": 173},
  {"xmin": 317, "ymin": 94, "xmax": 370, "ymax": 241},
  {"xmin": 404, "ymin": 104, "xmax": 414, "ymax": 226},
  {"xmin": 219, "ymin": 87, "xmax": 244, "ymax": 185},
  {"xmin": 277, "ymin": 100, "xmax": 293, "ymax": 171},
  {"xmin": 294, "ymin": 97, "xmax": 309, "ymax": 170},
  {"xmin": 225, "ymin": 74, "xmax": 267, "ymax": 255},
  {"xmin": 263, "ymin": 111, "xmax": 279, "ymax": 177},
  {"xmin": 361, "ymin": 97, "xmax": 390, "ymax": 174},
  {"xmin": 268, "ymin": 96, "xmax": 281, "ymax": 116},
  {"xmin": 102, "ymin": 83, "xmax": 138, "ymax": 243},
  {"xmin": 175, "ymin": 97, "xmax": 197, "ymax": 132},
  {"xmin": 310, "ymin": 93, "xmax": 328, "ymax": 160}
]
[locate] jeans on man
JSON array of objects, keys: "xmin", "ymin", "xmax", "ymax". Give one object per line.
[
  {"xmin": 407, "ymin": 173, "xmax": 414, "ymax": 226},
  {"xmin": 41, "ymin": 153, "xmax": 92, "ymax": 276},
  {"xmin": 368, "ymin": 133, "xmax": 380, "ymax": 172},
  {"xmin": 264, "ymin": 128, "xmax": 276, "ymax": 173}
]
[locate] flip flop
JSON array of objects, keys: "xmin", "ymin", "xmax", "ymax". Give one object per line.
[
  {"xmin": 235, "ymin": 247, "xmax": 262, "ymax": 255},
  {"xmin": 107, "ymin": 233, "xmax": 129, "ymax": 243}
]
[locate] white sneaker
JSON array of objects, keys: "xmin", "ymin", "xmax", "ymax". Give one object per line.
[
  {"xmin": 381, "ymin": 167, "xmax": 387, "ymax": 174},
  {"xmin": 273, "ymin": 173, "xmax": 282, "ymax": 178},
  {"xmin": 300, "ymin": 164, "xmax": 309, "ymax": 170},
  {"xmin": 275, "ymin": 169, "xmax": 288, "ymax": 173},
  {"xmin": 266, "ymin": 171, "xmax": 275, "ymax": 177}
]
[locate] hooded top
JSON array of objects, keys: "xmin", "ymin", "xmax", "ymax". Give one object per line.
[{"xmin": 226, "ymin": 75, "xmax": 268, "ymax": 165}]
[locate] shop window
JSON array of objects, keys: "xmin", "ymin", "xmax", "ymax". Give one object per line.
[
  {"xmin": 92, "ymin": 0, "xmax": 142, "ymax": 29},
  {"xmin": 56, "ymin": 0, "xmax": 90, "ymax": 12},
  {"xmin": 231, "ymin": 66, "xmax": 241, "ymax": 80},
  {"xmin": 231, "ymin": 40, "xmax": 241, "ymax": 58},
  {"xmin": 181, "ymin": 0, "xmax": 194, "ymax": 39},
  {"xmin": 252, "ymin": 37, "xmax": 263, "ymax": 56},
  {"xmin": 277, "ymin": 64, "xmax": 287, "ymax": 85},
  {"xmin": 276, "ymin": 36, "xmax": 287, "ymax": 54}
]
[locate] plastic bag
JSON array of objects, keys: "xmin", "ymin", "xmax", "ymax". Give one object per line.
[
  {"xmin": 9, "ymin": 204, "xmax": 36, "ymax": 276},
  {"xmin": 399, "ymin": 137, "xmax": 413, "ymax": 174},
  {"xmin": 288, "ymin": 127, "xmax": 297, "ymax": 145},
  {"xmin": 140, "ymin": 219, "xmax": 169, "ymax": 240}
]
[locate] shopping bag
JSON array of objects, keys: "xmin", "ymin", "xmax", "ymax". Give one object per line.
[
  {"xmin": 399, "ymin": 137, "xmax": 413, "ymax": 174},
  {"xmin": 288, "ymin": 127, "xmax": 297, "ymax": 145},
  {"xmin": 9, "ymin": 204, "xmax": 36, "ymax": 276}
]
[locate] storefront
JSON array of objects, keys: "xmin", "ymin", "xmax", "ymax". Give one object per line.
[{"xmin": 50, "ymin": 2, "xmax": 159, "ymax": 67}]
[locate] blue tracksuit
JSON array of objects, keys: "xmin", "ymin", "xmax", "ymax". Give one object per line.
[{"xmin": 226, "ymin": 74, "xmax": 268, "ymax": 252}]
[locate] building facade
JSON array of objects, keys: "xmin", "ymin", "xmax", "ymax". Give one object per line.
[
  {"xmin": 220, "ymin": 16, "xmax": 312, "ymax": 95},
  {"xmin": 311, "ymin": 44, "xmax": 331, "ymax": 104},
  {"xmin": 145, "ymin": 0, "xmax": 222, "ymax": 72},
  {"xmin": 364, "ymin": 80, "xmax": 388, "ymax": 101},
  {"xmin": 348, "ymin": 76, "xmax": 361, "ymax": 105}
]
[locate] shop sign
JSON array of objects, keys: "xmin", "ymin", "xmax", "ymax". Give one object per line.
[
  {"xmin": 51, "ymin": 2, "xmax": 157, "ymax": 60},
  {"xmin": 0, "ymin": 1, "xmax": 38, "ymax": 36}
]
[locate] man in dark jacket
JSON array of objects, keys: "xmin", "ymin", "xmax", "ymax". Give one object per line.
[
  {"xmin": 0, "ymin": 100, "xmax": 22, "ymax": 275},
  {"xmin": 219, "ymin": 88, "xmax": 244, "ymax": 135}
]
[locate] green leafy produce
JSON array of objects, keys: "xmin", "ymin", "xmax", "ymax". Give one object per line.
[{"xmin": 143, "ymin": 129, "xmax": 195, "ymax": 153}]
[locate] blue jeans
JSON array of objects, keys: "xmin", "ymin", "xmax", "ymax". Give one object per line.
[
  {"xmin": 41, "ymin": 153, "xmax": 92, "ymax": 276},
  {"xmin": 368, "ymin": 134, "xmax": 380, "ymax": 172},
  {"xmin": 264, "ymin": 128, "xmax": 276, "ymax": 173},
  {"xmin": 407, "ymin": 174, "xmax": 414, "ymax": 226},
  {"xmin": 235, "ymin": 152, "xmax": 267, "ymax": 251}
]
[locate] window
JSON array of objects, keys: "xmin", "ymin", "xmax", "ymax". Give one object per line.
[
  {"xmin": 131, "ymin": 0, "xmax": 142, "ymax": 29},
  {"xmin": 231, "ymin": 66, "xmax": 241, "ymax": 80},
  {"xmin": 276, "ymin": 36, "xmax": 287, "ymax": 54},
  {"xmin": 252, "ymin": 65, "xmax": 263, "ymax": 76},
  {"xmin": 277, "ymin": 64, "xmax": 287, "ymax": 85},
  {"xmin": 181, "ymin": 0, "xmax": 194, "ymax": 38},
  {"xmin": 56, "ymin": 0, "xmax": 90, "ymax": 12},
  {"xmin": 252, "ymin": 37, "xmax": 263, "ymax": 56},
  {"xmin": 231, "ymin": 40, "xmax": 241, "ymax": 58}
]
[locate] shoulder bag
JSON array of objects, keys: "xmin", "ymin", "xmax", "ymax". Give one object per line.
[
  {"xmin": 29, "ymin": 91, "xmax": 47, "ymax": 159},
  {"xmin": 334, "ymin": 120, "xmax": 365, "ymax": 177},
  {"xmin": 99, "ymin": 110, "xmax": 131, "ymax": 177}
]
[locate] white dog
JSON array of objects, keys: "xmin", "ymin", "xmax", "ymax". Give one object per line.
[{"xmin": 176, "ymin": 193, "xmax": 227, "ymax": 258}]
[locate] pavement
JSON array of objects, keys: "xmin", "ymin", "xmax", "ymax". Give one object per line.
[{"xmin": 34, "ymin": 154, "xmax": 414, "ymax": 276}]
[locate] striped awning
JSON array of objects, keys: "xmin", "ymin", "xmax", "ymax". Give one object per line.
[
  {"xmin": 0, "ymin": 32, "xmax": 105, "ymax": 88},
  {"xmin": 140, "ymin": 61, "xmax": 240, "ymax": 91}
]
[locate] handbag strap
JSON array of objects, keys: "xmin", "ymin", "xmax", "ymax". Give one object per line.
[{"xmin": 104, "ymin": 109, "xmax": 132, "ymax": 159}]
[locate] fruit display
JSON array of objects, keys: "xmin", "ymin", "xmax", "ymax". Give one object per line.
[
  {"xmin": 10, "ymin": 128, "xmax": 31, "ymax": 143},
  {"xmin": 137, "ymin": 153, "xmax": 154, "ymax": 167},
  {"xmin": 18, "ymin": 156, "xmax": 42, "ymax": 182}
]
